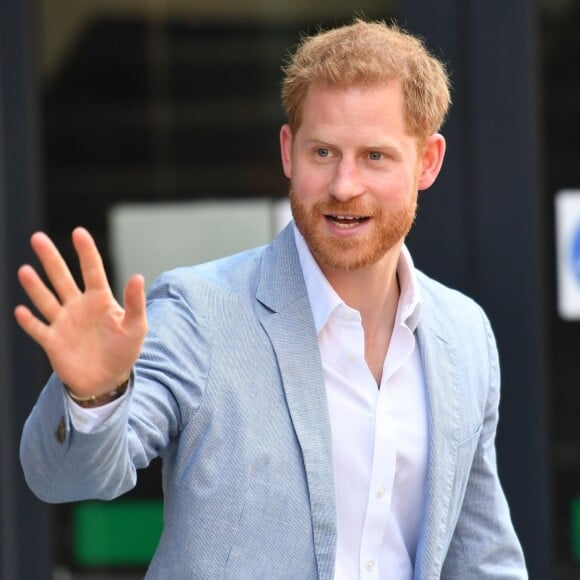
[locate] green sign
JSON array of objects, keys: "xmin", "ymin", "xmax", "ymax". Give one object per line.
[
  {"xmin": 73, "ymin": 499, "xmax": 163, "ymax": 567},
  {"xmin": 573, "ymin": 497, "xmax": 580, "ymax": 561}
]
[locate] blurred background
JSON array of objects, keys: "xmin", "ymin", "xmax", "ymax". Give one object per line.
[{"xmin": 1, "ymin": 0, "xmax": 578, "ymax": 578}]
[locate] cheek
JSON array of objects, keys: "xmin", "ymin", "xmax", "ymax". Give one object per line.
[
  {"xmin": 372, "ymin": 169, "xmax": 416, "ymax": 197},
  {"xmin": 291, "ymin": 168, "xmax": 328, "ymax": 197}
]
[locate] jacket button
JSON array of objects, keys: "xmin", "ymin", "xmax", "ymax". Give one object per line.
[{"xmin": 55, "ymin": 417, "xmax": 66, "ymax": 444}]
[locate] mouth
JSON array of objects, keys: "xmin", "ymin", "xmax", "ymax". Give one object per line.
[{"xmin": 325, "ymin": 214, "xmax": 370, "ymax": 228}]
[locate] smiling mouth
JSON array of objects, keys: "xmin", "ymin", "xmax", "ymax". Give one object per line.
[{"xmin": 325, "ymin": 215, "xmax": 370, "ymax": 228}]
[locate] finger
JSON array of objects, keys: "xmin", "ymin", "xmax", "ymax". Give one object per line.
[
  {"xmin": 17, "ymin": 264, "xmax": 62, "ymax": 322},
  {"xmin": 30, "ymin": 231, "xmax": 80, "ymax": 303},
  {"xmin": 14, "ymin": 304, "xmax": 51, "ymax": 348},
  {"xmin": 72, "ymin": 227, "xmax": 111, "ymax": 292},
  {"xmin": 123, "ymin": 274, "xmax": 147, "ymax": 336}
]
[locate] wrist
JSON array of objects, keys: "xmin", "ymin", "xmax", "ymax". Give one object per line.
[{"xmin": 64, "ymin": 374, "xmax": 131, "ymax": 408}]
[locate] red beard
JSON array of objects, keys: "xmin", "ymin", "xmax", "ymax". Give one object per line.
[{"xmin": 290, "ymin": 187, "xmax": 417, "ymax": 272}]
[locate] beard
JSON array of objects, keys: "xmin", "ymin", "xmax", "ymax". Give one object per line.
[{"xmin": 290, "ymin": 186, "xmax": 417, "ymax": 272}]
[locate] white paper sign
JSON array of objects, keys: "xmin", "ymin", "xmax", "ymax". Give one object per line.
[
  {"xmin": 555, "ymin": 190, "xmax": 580, "ymax": 320},
  {"xmin": 108, "ymin": 198, "xmax": 291, "ymax": 299}
]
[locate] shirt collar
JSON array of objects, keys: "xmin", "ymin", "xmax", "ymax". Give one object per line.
[{"xmin": 293, "ymin": 223, "xmax": 422, "ymax": 334}]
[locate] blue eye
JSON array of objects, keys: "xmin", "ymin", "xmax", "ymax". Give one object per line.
[
  {"xmin": 369, "ymin": 151, "xmax": 382, "ymax": 161},
  {"xmin": 316, "ymin": 148, "xmax": 330, "ymax": 158}
]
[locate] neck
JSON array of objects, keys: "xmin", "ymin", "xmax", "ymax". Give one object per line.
[
  {"xmin": 323, "ymin": 244, "xmax": 401, "ymax": 318},
  {"xmin": 322, "ymin": 245, "xmax": 402, "ymax": 384}
]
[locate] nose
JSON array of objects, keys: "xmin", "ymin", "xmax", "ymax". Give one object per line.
[{"xmin": 327, "ymin": 157, "xmax": 365, "ymax": 201}]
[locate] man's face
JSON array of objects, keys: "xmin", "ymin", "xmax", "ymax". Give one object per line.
[{"xmin": 280, "ymin": 81, "xmax": 429, "ymax": 276}]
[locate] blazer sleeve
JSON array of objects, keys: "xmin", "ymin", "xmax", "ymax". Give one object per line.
[
  {"xmin": 440, "ymin": 310, "xmax": 528, "ymax": 579},
  {"xmin": 20, "ymin": 372, "xmax": 144, "ymax": 503}
]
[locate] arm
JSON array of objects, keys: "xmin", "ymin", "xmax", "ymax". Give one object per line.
[
  {"xmin": 20, "ymin": 372, "xmax": 139, "ymax": 502},
  {"xmin": 441, "ymin": 313, "xmax": 527, "ymax": 579}
]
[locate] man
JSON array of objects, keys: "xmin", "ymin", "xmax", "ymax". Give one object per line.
[{"xmin": 17, "ymin": 19, "xmax": 527, "ymax": 579}]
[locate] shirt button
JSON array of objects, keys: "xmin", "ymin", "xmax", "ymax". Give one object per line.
[
  {"xmin": 366, "ymin": 560, "xmax": 376, "ymax": 571},
  {"xmin": 376, "ymin": 485, "xmax": 386, "ymax": 498}
]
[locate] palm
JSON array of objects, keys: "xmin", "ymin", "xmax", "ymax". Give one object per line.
[
  {"xmin": 15, "ymin": 228, "xmax": 147, "ymax": 396},
  {"xmin": 43, "ymin": 287, "xmax": 142, "ymax": 392}
]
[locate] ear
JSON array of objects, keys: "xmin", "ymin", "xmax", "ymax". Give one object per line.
[
  {"xmin": 280, "ymin": 124, "xmax": 293, "ymax": 179},
  {"xmin": 417, "ymin": 133, "xmax": 446, "ymax": 191}
]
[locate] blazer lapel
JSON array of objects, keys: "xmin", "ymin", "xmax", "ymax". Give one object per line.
[
  {"xmin": 256, "ymin": 224, "xmax": 337, "ymax": 580},
  {"xmin": 413, "ymin": 295, "xmax": 461, "ymax": 579}
]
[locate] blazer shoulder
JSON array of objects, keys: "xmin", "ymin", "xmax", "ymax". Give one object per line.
[
  {"xmin": 416, "ymin": 269, "xmax": 490, "ymax": 326},
  {"xmin": 147, "ymin": 244, "xmax": 268, "ymax": 305},
  {"xmin": 145, "ymin": 223, "xmax": 304, "ymax": 314},
  {"xmin": 415, "ymin": 269, "xmax": 497, "ymax": 367}
]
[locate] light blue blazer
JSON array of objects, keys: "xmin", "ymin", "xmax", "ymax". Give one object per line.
[{"xmin": 20, "ymin": 223, "xmax": 527, "ymax": 579}]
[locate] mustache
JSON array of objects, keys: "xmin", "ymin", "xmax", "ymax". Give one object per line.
[{"xmin": 289, "ymin": 188, "xmax": 379, "ymax": 216}]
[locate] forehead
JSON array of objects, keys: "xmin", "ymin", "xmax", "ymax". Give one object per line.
[{"xmin": 298, "ymin": 80, "xmax": 411, "ymax": 140}]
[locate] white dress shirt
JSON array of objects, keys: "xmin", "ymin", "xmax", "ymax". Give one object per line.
[
  {"xmin": 294, "ymin": 227, "xmax": 428, "ymax": 580},
  {"xmin": 69, "ymin": 226, "xmax": 429, "ymax": 579}
]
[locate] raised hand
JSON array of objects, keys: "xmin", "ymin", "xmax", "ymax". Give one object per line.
[{"xmin": 14, "ymin": 227, "xmax": 148, "ymax": 398}]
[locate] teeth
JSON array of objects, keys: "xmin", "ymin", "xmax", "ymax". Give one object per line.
[{"xmin": 328, "ymin": 215, "xmax": 367, "ymax": 228}]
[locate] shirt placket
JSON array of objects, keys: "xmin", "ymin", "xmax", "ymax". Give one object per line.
[{"xmin": 358, "ymin": 369, "xmax": 397, "ymax": 578}]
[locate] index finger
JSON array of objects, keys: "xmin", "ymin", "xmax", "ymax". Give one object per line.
[{"xmin": 30, "ymin": 231, "xmax": 80, "ymax": 303}]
